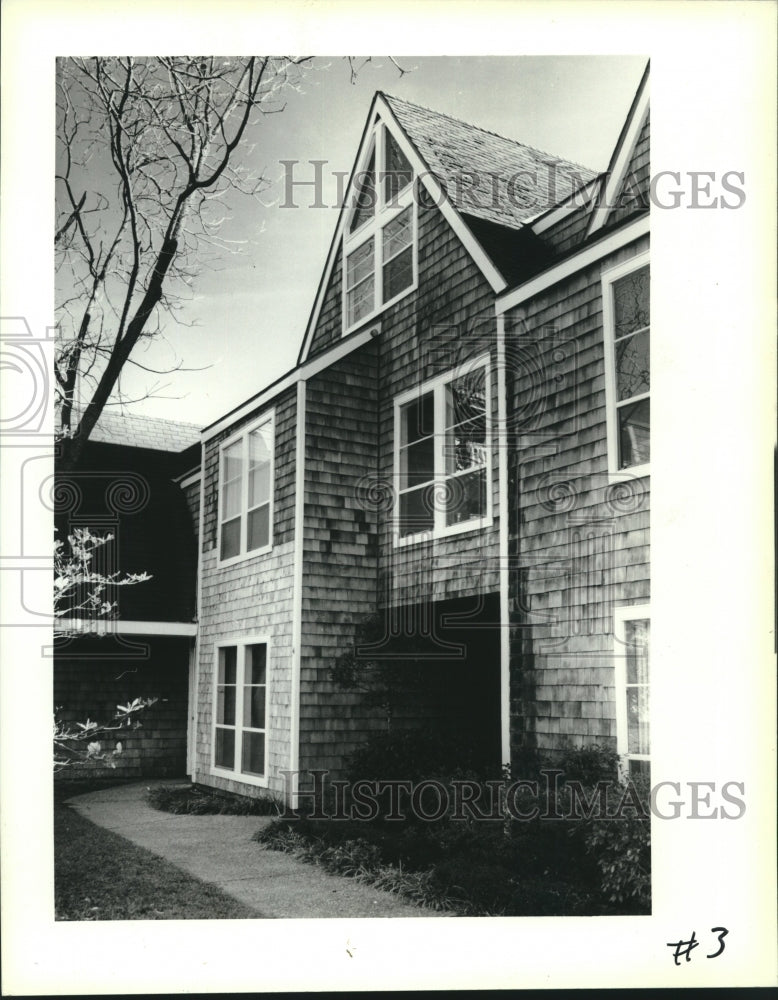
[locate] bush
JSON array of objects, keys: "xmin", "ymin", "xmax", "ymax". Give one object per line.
[{"xmin": 146, "ymin": 783, "xmax": 282, "ymax": 816}]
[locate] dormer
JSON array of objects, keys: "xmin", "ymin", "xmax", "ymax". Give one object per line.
[{"xmin": 342, "ymin": 120, "xmax": 417, "ymax": 334}]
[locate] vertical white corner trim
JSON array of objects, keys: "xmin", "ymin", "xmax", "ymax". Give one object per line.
[
  {"xmin": 190, "ymin": 439, "xmax": 205, "ymax": 783},
  {"xmin": 289, "ymin": 379, "xmax": 306, "ymax": 806},
  {"xmin": 496, "ymin": 313, "xmax": 511, "ymax": 768}
]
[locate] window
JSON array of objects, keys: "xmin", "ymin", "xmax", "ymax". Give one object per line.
[
  {"xmin": 613, "ymin": 605, "xmax": 650, "ymax": 779},
  {"xmin": 602, "ymin": 254, "xmax": 650, "ymax": 474},
  {"xmin": 394, "ymin": 357, "xmax": 491, "ymax": 544},
  {"xmin": 213, "ymin": 639, "xmax": 269, "ymax": 786},
  {"xmin": 218, "ymin": 413, "xmax": 274, "ymax": 564},
  {"xmin": 343, "ymin": 124, "xmax": 416, "ymax": 332}
]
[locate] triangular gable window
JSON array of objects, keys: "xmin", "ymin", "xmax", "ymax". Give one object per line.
[
  {"xmin": 349, "ymin": 148, "xmax": 376, "ymax": 234},
  {"xmin": 384, "ymin": 130, "xmax": 413, "ymax": 203},
  {"xmin": 343, "ymin": 121, "xmax": 417, "ymax": 333}
]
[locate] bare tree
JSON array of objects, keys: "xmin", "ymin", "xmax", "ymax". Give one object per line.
[{"xmin": 55, "ymin": 56, "xmax": 311, "ymax": 469}]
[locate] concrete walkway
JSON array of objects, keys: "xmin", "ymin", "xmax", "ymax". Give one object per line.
[{"xmin": 65, "ymin": 781, "xmax": 436, "ymax": 919}]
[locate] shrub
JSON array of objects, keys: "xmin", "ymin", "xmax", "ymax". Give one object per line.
[{"xmin": 146, "ymin": 784, "xmax": 282, "ymax": 816}]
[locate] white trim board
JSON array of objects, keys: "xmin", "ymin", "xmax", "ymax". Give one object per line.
[
  {"xmin": 296, "ymin": 93, "xmax": 507, "ymax": 365},
  {"xmin": 587, "ymin": 67, "xmax": 650, "ymax": 237},
  {"xmin": 202, "ymin": 326, "xmax": 375, "ymax": 442},
  {"xmin": 495, "ymin": 214, "xmax": 649, "ymax": 314},
  {"xmin": 55, "ymin": 619, "xmax": 197, "ymax": 637}
]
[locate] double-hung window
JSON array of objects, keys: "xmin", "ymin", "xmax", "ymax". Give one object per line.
[
  {"xmin": 613, "ymin": 605, "xmax": 650, "ymax": 779},
  {"xmin": 213, "ymin": 639, "xmax": 269, "ymax": 786},
  {"xmin": 602, "ymin": 253, "xmax": 650, "ymax": 474},
  {"xmin": 218, "ymin": 413, "xmax": 274, "ymax": 564},
  {"xmin": 394, "ymin": 357, "xmax": 491, "ymax": 544},
  {"xmin": 343, "ymin": 124, "xmax": 416, "ymax": 332}
]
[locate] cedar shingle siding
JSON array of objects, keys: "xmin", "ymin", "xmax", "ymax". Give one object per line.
[{"xmin": 189, "ymin": 69, "xmax": 650, "ymax": 797}]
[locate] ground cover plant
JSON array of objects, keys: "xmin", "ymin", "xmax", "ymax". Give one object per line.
[
  {"xmin": 146, "ymin": 782, "xmax": 282, "ymax": 816},
  {"xmin": 253, "ymin": 733, "xmax": 651, "ymax": 917}
]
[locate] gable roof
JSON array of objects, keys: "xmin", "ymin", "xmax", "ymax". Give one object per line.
[
  {"xmin": 88, "ymin": 410, "xmax": 202, "ymax": 453},
  {"xmin": 587, "ymin": 61, "xmax": 650, "ymax": 236},
  {"xmin": 382, "ymin": 94, "xmax": 597, "ymax": 230},
  {"xmin": 297, "ymin": 91, "xmax": 598, "ymax": 364}
]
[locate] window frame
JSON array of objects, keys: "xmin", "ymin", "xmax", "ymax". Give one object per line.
[
  {"xmin": 342, "ymin": 121, "xmax": 418, "ymax": 335},
  {"xmin": 601, "ymin": 251, "xmax": 650, "ymax": 478},
  {"xmin": 216, "ymin": 410, "xmax": 275, "ymax": 568},
  {"xmin": 393, "ymin": 354, "xmax": 493, "ymax": 547},
  {"xmin": 210, "ymin": 635, "xmax": 271, "ymax": 789},
  {"xmin": 613, "ymin": 604, "xmax": 650, "ymax": 776}
]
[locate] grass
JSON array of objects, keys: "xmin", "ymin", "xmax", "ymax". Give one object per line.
[{"xmin": 55, "ymin": 795, "xmax": 260, "ymax": 920}]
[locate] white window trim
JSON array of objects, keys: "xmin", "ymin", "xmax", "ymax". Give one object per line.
[
  {"xmin": 613, "ymin": 604, "xmax": 650, "ymax": 774},
  {"xmin": 211, "ymin": 635, "xmax": 271, "ymax": 789},
  {"xmin": 601, "ymin": 251, "xmax": 650, "ymax": 478},
  {"xmin": 216, "ymin": 410, "xmax": 275, "ymax": 569},
  {"xmin": 393, "ymin": 353, "xmax": 493, "ymax": 548},
  {"xmin": 342, "ymin": 121, "xmax": 418, "ymax": 336}
]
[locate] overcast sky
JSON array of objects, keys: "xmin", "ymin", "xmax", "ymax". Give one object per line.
[{"xmin": 114, "ymin": 55, "xmax": 647, "ymax": 427}]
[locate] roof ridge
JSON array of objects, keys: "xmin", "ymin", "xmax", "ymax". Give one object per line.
[{"xmin": 380, "ymin": 91, "xmax": 596, "ymax": 176}]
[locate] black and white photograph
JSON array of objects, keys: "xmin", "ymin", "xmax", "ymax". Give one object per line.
[{"xmin": 1, "ymin": 1, "xmax": 775, "ymax": 994}]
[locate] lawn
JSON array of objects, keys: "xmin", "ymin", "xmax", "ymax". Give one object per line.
[{"xmin": 55, "ymin": 792, "xmax": 260, "ymax": 920}]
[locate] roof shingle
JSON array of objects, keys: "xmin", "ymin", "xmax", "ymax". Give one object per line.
[
  {"xmin": 382, "ymin": 94, "xmax": 598, "ymax": 229},
  {"xmin": 88, "ymin": 410, "xmax": 202, "ymax": 453}
]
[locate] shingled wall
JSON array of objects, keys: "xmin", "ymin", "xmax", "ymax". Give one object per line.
[
  {"xmin": 505, "ymin": 234, "xmax": 650, "ymax": 756},
  {"xmin": 194, "ymin": 386, "xmax": 297, "ymax": 798}
]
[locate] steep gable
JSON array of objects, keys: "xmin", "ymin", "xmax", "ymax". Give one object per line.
[
  {"xmin": 383, "ymin": 94, "xmax": 597, "ymax": 229},
  {"xmin": 298, "ymin": 92, "xmax": 598, "ymax": 363}
]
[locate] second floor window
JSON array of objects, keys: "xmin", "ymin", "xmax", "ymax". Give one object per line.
[
  {"xmin": 394, "ymin": 358, "xmax": 491, "ymax": 544},
  {"xmin": 602, "ymin": 254, "xmax": 650, "ymax": 474},
  {"xmin": 218, "ymin": 413, "xmax": 274, "ymax": 563},
  {"xmin": 344, "ymin": 125, "xmax": 416, "ymax": 332}
]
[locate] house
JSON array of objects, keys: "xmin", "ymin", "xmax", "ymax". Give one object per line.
[
  {"xmin": 185, "ymin": 62, "xmax": 651, "ymax": 805},
  {"xmin": 54, "ymin": 411, "xmax": 201, "ymax": 780}
]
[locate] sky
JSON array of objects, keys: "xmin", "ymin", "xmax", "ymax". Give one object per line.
[{"xmin": 108, "ymin": 55, "xmax": 648, "ymax": 427}]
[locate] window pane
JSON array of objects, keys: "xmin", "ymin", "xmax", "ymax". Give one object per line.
[
  {"xmin": 401, "ymin": 393, "xmax": 434, "ymax": 445},
  {"xmin": 400, "ymin": 436, "xmax": 435, "ymax": 489},
  {"xmin": 218, "ymin": 646, "xmax": 237, "ymax": 685},
  {"xmin": 349, "ymin": 151, "xmax": 376, "ymax": 233},
  {"xmin": 445, "ymin": 371, "xmax": 486, "ymax": 428},
  {"xmin": 383, "ymin": 207, "xmax": 412, "ymax": 260},
  {"xmin": 626, "ymin": 686, "xmax": 650, "ymax": 755},
  {"xmin": 248, "ymin": 463, "xmax": 270, "ymax": 509},
  {"xmin": 249, "ymin": 424, "xmax": 272, "ymax": 466},
  {"xmin": 217, "ymin": 685, "xmax": 236, "ymax": 726},
  {"xmin": 242, "ymin": 731, "xmax": 265, "ymax": 776},
  {"xmin": 625, "ymin": 620, "xmax": 650, "ymax": 684},
  {"xmin": 628, "ymin": 758, "xmax": 650, "ymax": 781},
  {"xmin": 347, "ymin": 276, "xmax": 375, "ymax": 327},
  {"xmin": 222, "ymin": 441, "xmax": 243, "ymax": 483},
  {"xmin": 616, "ymin": 328, "xmax": 650, "ymax": 400},
  {"xmin": 613, "ymin": 266, "xmax": 649, "ymax": 337},
  {"xmin": 618, "ymin": 398, "xmax": 650, "ymax": 468},
  {"xmin": 385, "ymin": 131, "xmax": 413, "ymax": 202},
  {"xmin": 247, "ymin": 504, "xmax": 269, "ymax": 551},
  {"xmin": 445, "ymin": 415, "xmax": 486, "ymax": 475},
  {"xmin": 222, "ymin": 479, "xmax": 241, "ymax": 520},
  {"xmin": 399, "ymin": 486, "xmax": 434, "ymax": 538},
  {"xmin": 346, "ymin": 239, "xmax": 374, "ymax": 289},
  {"xmin": 383, "ymin": 246, "xmax": 413, "ymax": 301},
  {"xmin": 244, "ymin": 685, "xmax": 266, "ymax": 729},
  {"xmin": 445, "ymin": 467, "xmax": 486, "ymax": 526},
  {"xmin": 215, "ymin": 727, "xmax": 235, "ymax": 769},
  {"xmin": 248, "ymin": 644, "xmax": 267, "ymax": 684},
  {"xmin": 220, "ymin": 517, "xmax": 241, "ymax": 559}
]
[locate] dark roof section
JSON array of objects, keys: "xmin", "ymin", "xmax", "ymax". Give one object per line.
[
  {"xmin": 382, "ymin": 93, "xmax": 598, "ymax": 230},
  {"xmin": 89, "ymin": 410, "xmax": 202, "ymax": 453}
]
